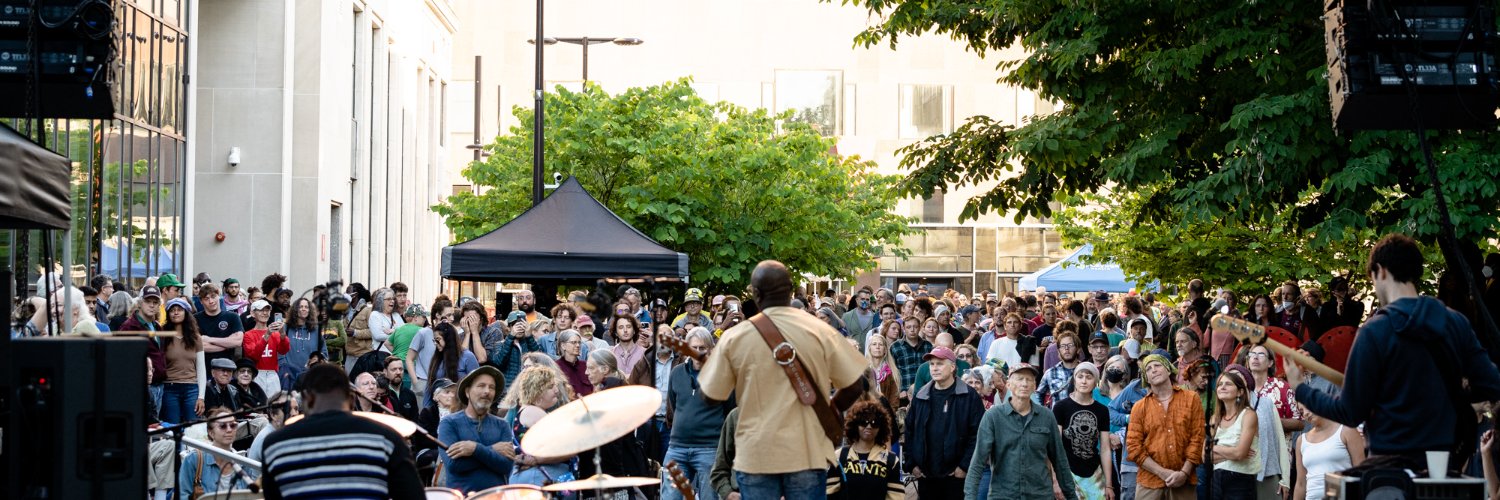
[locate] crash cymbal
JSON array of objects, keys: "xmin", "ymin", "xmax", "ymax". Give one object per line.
[
  {"xmin": 519, "ymin": 385, "xmax": 661, "ymax": 458},
  {"xmin": 541, "ymin": 474, "xmax": 661, "ymax": 492}
]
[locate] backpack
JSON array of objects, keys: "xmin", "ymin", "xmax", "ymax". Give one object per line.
[{"xmin": 348, "ymin": 341, "xmax": 387, "ymax": 380}]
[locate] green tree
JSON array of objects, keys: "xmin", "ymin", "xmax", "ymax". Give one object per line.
[
  {"xmin": 434, "ymin": 79, "xmax": 911, "ymax": 293},
  {"xmin": 832, "ymin": 0, "xmax": 1500, "ymax": 289}
]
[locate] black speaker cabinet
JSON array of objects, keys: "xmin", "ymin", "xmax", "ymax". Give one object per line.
[{"xmin": 3, "ymin": 336, "xmax": 148, "ymax": 499}]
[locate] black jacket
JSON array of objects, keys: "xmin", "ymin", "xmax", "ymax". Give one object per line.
[
  {"xmin": 390, "ymin": 386, "xmax": 419, "ymax": 422},
  {"xmin": 902, "ymin": 379, "xmax": 984, "ymax": 475},
  {"xmin": 203, "ymin": 383, "xmax": 239, "ymax": 411}
]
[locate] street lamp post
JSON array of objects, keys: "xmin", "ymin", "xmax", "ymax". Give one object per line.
[
  {"xmin": 527, "ymin": 34, "xmax": 643, "ymax": 206},
  {"xmin": 528, "ymin": 36, "xmax": 645, "ymax": 82}
]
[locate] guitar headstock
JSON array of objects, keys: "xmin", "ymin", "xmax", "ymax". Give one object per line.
[
  {"xmin": 1210, "ymin": 314, "xmax": 1265, "ymax": 344},
  {"xmin": 665, "ymin": 460, "xmax": 697, "ymax": 500},
  {"xmin": 658, "ymin": 330, "xmax": 707, "ymax": 365}
]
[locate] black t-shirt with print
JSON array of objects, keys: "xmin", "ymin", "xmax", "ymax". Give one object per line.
[{"xmin": 1054, "ymin": 396, "xmax": 1109, "ymax": 477}]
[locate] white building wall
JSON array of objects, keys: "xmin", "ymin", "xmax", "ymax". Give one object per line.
[{"xmin": 192, "ymin": 0, "xmax": 454, "ymax": 300}]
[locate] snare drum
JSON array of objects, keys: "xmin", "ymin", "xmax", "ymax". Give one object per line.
[
  {"xmin": 466, "ymin": 484, "xmax": 547, "ymax": 499},
  {"xmin": 424, "ymin": 487, "xmax": 465, "ymax": 499}
]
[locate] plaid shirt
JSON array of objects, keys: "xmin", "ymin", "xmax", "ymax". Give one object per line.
[
  {"xmin": 1040, "ymin": 363, "xmax": 1075, "ymax": 408},
  {"xmin": 891, "ymin": 338, "xmax": 933, "ymax": 390}
]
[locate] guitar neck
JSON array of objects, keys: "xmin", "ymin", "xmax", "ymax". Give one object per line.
[{"xmin": 1258, "ymin": 338, "xmax": 1345, "ymax": 387}]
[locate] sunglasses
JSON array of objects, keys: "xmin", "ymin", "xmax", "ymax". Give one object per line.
[
  {"xmin": 210, "ymin": 421, "xmax": 236, "ymax": 430},
  {"xmin": 855, "ymin": 420, "xmax": 879, "ymax": 428}
]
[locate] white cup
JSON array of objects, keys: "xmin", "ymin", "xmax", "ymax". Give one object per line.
[{"xmin": 1427, "ymin": 450, "xmax": 1450, "ymax": 479}]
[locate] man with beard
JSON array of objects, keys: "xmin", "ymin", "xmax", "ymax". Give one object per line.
[
  {"xmin": 1039, "ymin": 332, "xmax": 1083, "ymax": 407},
  {"xmin": 438, "ymin": 365, "xmax": 515, "ymax": 494},
  {"xmin": 513, "ymin": 289, "xmax": 547, "ymax": 324},
  {"xmin": 381, "ymin": 356, "xmax": 419, "ymax": 421}
]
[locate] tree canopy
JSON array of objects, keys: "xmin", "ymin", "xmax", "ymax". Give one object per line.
[
  {"xmin": 434, "ymin": 79, "xmax": 911, "ymax": 293},
  {"xmin": 833, "ymin": 0, "xmax": 1500, "ymax": 292}
]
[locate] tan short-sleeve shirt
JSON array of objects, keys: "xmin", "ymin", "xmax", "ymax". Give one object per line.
[{"xmin": 699, "ymin": 306, "xmax": 867, "ymax": 474}]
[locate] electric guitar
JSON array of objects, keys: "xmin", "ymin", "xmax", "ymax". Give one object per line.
[
  {"xmin": 1211, "ymin": 314, "xmax": 1345, "ymax": 386},
  {"xmin": 664, "ymin": 460, "xmax": 697, "ymax": 500}
]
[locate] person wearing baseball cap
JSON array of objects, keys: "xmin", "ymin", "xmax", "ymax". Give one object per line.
[
  {"xmin": 672, "ymin": 288, "xmax": 713, "ymax": 330},
  {"xmin": 904, "ymin": 345, "xmax": 985, "ymax": 497},
  {"xmin": 965, "ymin": 358, "xmax": 1078, "ymax": 499},
  {"xmin": 1124, "ymin": 352, "xmax": 1205, "ymax": 498},
  {"xmin": 573, "ymin": 314, "xmax": 609, "ymax": 354},
  {"xmin": 1086, "ymin": 331, "xmax": 1111, "ymax": 365},
  {"xmin": 156, "ymin": 273, "xmax": 187, "ymax": 302}
]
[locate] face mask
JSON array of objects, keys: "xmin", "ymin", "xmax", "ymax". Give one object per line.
[
  {"xmin": 1281, "ymin": 301, "xmax": 1294, "ymax": 310},
  {"xmin": 1105, "ymin": 368, "xmax": 1125, "ymax": 383},
  {"xmin": 1485, "ymin": 266, "xmax": 1494, "ymax": 279},
  {"xmin": 859, "ymin": 299, "xmax": 871, "ymax": 309}
]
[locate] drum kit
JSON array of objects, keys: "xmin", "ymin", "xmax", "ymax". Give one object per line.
[
  {"xmin": 234, "ymin": 385, "xmax": 668, "ymax": 500},
  {"xmin": 430, "ymin": 386, "xmax": 667, "ymax": 498}
]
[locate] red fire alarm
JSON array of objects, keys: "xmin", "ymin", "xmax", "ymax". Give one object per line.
[{"xmin": 214, "ymin": 232, "xmax": 226, "ymax": 242}]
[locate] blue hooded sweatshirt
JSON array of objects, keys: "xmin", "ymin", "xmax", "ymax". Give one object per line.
[{"xmin": 1295, "ymin": 296, "xmax": 1500, "ymax": 456}]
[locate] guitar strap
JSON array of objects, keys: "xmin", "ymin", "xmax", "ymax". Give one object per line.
[{"xmin": 748, "ymin": 313, "xmax": 844, "ymax": 445}]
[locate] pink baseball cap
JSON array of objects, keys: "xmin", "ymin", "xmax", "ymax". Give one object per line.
[{"xmin": 923, "ymin": 346, "xmax": 957, "ymax": 362}]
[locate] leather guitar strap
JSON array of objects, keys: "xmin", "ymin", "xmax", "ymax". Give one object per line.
[{"xmin": 749, "ymin": 313, "xmax": 843, "ymax": 444}]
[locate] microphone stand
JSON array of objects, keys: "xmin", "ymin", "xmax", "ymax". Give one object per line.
[{"xmin": 149, "ymin": 398, "xmax": 285, "ymax": 498}]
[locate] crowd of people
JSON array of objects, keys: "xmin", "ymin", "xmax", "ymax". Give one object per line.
[{"xmin": 14, "ymin": 232, "xmax": 1500, "ymax": 500}]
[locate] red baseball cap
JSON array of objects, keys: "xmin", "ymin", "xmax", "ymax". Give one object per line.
[{"xmin": 923, "ymin": 346, "xmax": 957, "ymax": 362}]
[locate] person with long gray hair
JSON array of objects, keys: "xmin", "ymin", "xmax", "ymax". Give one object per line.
[{"xmin": 346, "ymin": 287, "xmax": 403, "ymax": 370}]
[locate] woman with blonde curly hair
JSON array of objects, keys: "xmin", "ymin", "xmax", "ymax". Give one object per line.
[{"xmin": 507, "ymin": 366, "xmax": 577, "ymax": 490}]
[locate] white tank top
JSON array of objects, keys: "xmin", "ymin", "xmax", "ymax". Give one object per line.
[{"xmin": 1299, "ymin": 425, "xmax": 1352, "ymax": 500}]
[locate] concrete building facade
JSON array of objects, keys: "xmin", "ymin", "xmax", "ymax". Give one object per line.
[{"xmin": 191, "ymin": 0, "xmax": 456, "ymax": 299}]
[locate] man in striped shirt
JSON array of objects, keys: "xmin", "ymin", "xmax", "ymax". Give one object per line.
[{"xmin": 260, "ymin": 363, "xmax": 425, "ymax": 499}]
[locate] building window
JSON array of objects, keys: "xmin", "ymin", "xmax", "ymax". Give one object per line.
[
  {"xmin": 774, "ymin": 70, "xmax": 842, "ymax": 136},
  {"xmin": 0, "ymin": 1, "xmax": 192, "ymax": 286},
  {"xmin": 912, "ymin": 189, "xmax": 944, "ymax": 224},
  {"xmin": 899, "ymin": 84, "xmax": 952, "ymax": 139}
]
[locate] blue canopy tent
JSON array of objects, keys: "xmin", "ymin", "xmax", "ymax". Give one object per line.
[
  {"xmin": 1018, "ymin": 244, "xmax": 1158, "ymax": 293},
  {"xmin": 100, "ymin": 243, "xmax": 176, "ymax": 279}
]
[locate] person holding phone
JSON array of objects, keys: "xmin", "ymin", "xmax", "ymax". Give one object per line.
[{"xmin": 242, "ymin": 299, "xmax": 290, "ymax": 395}]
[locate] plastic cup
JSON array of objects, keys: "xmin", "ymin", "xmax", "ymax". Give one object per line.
[{"xmin": 1427, "ymin": 450, "xmax": 1450, "ymax": 479}]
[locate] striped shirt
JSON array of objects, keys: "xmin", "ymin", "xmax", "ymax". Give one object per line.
[{"xmin": 260, "ymin": 411, "xmax": 425, "ymax": 500}]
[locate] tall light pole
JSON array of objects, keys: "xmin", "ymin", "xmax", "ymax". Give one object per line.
[
  {"xmin": 532, "ymin": 0, "xmax": 545, "ymax": 206},
  {"xmin": 529, "ymin": 35, "xmax": 643, "ymax": 207}
]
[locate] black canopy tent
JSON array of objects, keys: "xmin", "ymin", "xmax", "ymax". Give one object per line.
[
  {"xmin": 0, "ymin": 120, "xmax": 74, "ymax": 351},
  {"xmin": 0, "ymin": 122, "xmax": 71, "ymax": 231},
  {"xmin": 440, "ymin": 177, "xmax": 689, "ymax": 284}
]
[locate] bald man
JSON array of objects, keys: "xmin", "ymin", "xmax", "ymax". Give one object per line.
[{"xmin": 699, "ymin": 261, "xmax": 869, "ymax": 500}]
